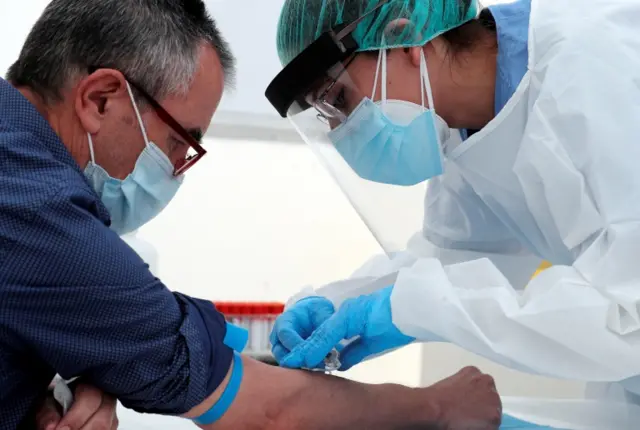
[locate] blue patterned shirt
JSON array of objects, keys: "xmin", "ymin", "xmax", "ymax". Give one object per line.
[{"xmin": 0, "ymin": 78, "xmax": 232, "ymax": 429}]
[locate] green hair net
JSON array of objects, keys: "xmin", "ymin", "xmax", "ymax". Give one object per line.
[{"xmin": 276, "ymin": 0, "xmax": 478, "ymax": 66}]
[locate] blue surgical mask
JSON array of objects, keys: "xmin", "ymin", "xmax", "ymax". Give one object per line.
[
  {"xmin": 328, "ymin": 48, "xmax": 449, "ymax": 186},
  {"xmin": 83, "ymin": 82, "xmax": 183, "ymax": 235}
]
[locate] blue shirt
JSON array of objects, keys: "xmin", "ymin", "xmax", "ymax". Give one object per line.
[
  {"xmin": 462, "ymin": 0, "xmax": 530, "ymax": 140},
  {"xmin": 0, "ymin": 78, "xmax": 232, "ymax": 429}
]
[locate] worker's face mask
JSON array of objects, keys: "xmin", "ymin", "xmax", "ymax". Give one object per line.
[
  {"xmin": 328, "ymin": 48, "xmax": 449, "ymax": 186},
  {"xmin": 83, "ymin": 82, "xmax": 183, "ymax": 235}
]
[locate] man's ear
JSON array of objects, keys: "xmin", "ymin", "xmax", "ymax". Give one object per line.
[{"xmin": 74, "ymin": 69, "xmax": 128, "ymax": 134}]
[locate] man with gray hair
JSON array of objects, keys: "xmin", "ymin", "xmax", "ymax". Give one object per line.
[{"xmin": 0, "ymin": 0, "xmax": 502, "ymax": 429}]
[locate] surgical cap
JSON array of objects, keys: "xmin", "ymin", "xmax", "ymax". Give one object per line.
[{"xmin": 276, "ymin": 0, "xmax": 479, "ymax": 66}]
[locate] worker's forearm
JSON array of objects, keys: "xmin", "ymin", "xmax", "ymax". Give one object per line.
[{"xmin": 187, "ymin": 356, "xmax": 439, "ymax": 430}]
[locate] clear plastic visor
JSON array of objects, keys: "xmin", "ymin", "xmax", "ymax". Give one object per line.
[{"xmin": 285, "ymin": 53, "xmax": 433, "ymax": 254}]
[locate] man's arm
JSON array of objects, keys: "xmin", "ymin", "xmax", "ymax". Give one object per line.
[
  {"xmin": 2, "ymin": 185, "xmax": 234, "ymax": 414},
  {"xmin": 185, "ymin": 358, "xmax": 501, "ymax": 430}
]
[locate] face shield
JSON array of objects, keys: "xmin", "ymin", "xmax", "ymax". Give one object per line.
[{"xmin": 266, "ymin": 1, "xmax": 456, "ymax": 254}]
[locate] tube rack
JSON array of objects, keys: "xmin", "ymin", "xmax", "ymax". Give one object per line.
[{"xmin": 214, "ymin": 302, "xmax": 285, "ymax": 364}]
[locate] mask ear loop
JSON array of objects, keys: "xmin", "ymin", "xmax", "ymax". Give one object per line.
[
  {"xmin": 420, "ymin": 49, "xmax": 436, "ymax": 114},
  {"xmin": 371, "ymin": 47, "xmax": 388, "ymax": 107},
  {"xmin": 419, "ymin": 51, "xmax": 426, "ymax": 110},
  {"xmin": 420, "ymin": 48, "xmax": 449, "ymax": 155},
  {"xmin": 86, "ymin": 133, "xmax": 96, "ymax": 164},
  {"xmin": 380, "ymin": 48, "xmax": 388, "ymax": 106},
  {"xmin": 125, "ymin": 81, "xmax": 151, "ymax": 148},
  {"xmin": 371, "ymin": 49, "xmax": 383, "ymax": 101}
]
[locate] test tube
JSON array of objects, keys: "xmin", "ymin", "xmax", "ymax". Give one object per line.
[
  {"xmin": 241, "ymin": 303, "xmax": 252, "ymax": 333},
  {"xmin": 250, "ymin": 305, "xmax": 261, "ymax": 353},
  {"xmin": 266, "ymin": 304, "xmax": 277, "ymax": 347},
  {"xmin": 228, "ymin": 303, "xmax": 241, "ymax": 329},
  {"xmin": 258, "ymin": 304, "xmax": 268, "ymax": 353}
]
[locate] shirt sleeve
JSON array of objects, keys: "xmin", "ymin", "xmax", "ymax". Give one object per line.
[{"xmin": 1, "ymin": 185, "xmax": 233, "ymax": 415}]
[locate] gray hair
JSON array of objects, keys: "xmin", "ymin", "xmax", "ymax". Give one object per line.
[{"xmin": 6, "ymin": 0, "xmax": 235, "ymax": 104}]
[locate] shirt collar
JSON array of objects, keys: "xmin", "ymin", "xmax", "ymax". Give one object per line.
[
  {"xmin": 0, "ymin": 78, "xmax": 111, "ymax": 223},
  {"xmin": 488, "ymin": 0, "xmax": 531, "ymax": 116},
  {"xmin": 0, "ymin": 78, "xmax": 83, "ymax": 171}
]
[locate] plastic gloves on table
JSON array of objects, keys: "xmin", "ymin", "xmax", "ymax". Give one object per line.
[{"xmin": 270, "ymin": 285, "xmax": 414, "ymax": 370}]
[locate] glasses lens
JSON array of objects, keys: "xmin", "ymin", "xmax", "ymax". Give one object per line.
[
  {"xmin": 185, "ymin": 145, "xmax": 199, "ymax": 162},
  {"xmin": 173, "ymin": 146, "xmax": 203, "ymax": 175},
  {"xmin": 314, "ymin": 100, "xmax": 347, "ymax": 122}
]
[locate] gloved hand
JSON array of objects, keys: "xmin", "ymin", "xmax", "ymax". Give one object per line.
[
  {"xmin": 270, "ymin": 296, "xmax": 336, "ymax": 367},
  {"xmin": 278, "ymin": 285, "xmax": 415, "ymax": 370}
]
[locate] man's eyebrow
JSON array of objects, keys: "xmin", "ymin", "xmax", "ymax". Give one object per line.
[{"xmin": 186, "ymin": 128, "xmax": 203, "ymax": 143}]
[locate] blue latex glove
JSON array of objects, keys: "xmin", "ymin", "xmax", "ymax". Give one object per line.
[
  {"xmin": 270, "ymin": 296, "xmax": 336, "ymax": 367},
  {"xmin": 501, "ymin": 414, "xmax": 562, "ymax": 429},
  {"xmin": 279, "ymin": 285, "xmax": 415, "ymax": 370}
]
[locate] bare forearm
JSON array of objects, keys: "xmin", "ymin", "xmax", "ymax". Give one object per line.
[
  {"xmin": 189, "ymin": 357, "xmax": 438, "ymax": 430},
  {"xmin": 270, "ymin": 372, "xmax": 438, "ymax": 430}
]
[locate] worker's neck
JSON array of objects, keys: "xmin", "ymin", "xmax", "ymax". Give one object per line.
[
  {"xmin": 443, "ymin": 44, "xmax": 498, "ymax": 131},
  {"xmin": 17, "ymin": 86, "xmax": 90, "ymax": 169}
]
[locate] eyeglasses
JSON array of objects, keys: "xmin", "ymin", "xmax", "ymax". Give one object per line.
[
  {"xmin": 310, "ymin": 54, "xmax": 358, "ymax": 125},
  {"xmin": 88, "ymin": 66, "xmax": 206, "ymax": 176}
]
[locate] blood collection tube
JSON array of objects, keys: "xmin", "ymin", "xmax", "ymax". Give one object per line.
[
  {"xmin": 226, "ymin": 303, "xmax": 237, "ymax": 328},
  {"xmin": 241, "ymin": 303, "xmax": 251, "ymax": 333},
  {"xmin": 260, "ymin": 304, "xmax": 270, "ymax": 352},
  {"xmin": 250, "ymin": 304, "xmax": 262, "ymax": 353}
]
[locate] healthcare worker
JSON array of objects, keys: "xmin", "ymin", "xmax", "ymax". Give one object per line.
[
  {"xmin": 266, "ymin": 0, "xmax": 640, "ymax": 426},
  {"xmin": 1, "ymin": 0, "xmax": 503, "ymax": 429}
]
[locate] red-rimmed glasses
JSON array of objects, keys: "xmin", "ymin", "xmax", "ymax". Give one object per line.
[{"xmin": 89, "ymin": 66, "xmax": 206, "ymax": 176}]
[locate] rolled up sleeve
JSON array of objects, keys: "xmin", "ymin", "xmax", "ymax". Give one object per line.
[{"xmin": 1, "ymin": 186, "xmax": 232, "ymax": 414}]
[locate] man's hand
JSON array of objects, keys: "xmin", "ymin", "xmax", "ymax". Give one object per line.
[
  {"xmin": 36, "ymin": 384, "xmax": 118, "ymax": 430},
  {"xmin": 427, "ymin": 366, "xmax": 502, "ymax": 429}
]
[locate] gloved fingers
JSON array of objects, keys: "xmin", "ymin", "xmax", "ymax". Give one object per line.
[
  {"xmin": 270, "ymin": 310, "xmax": 307, "ymax": 351},
  {"xmin": 272, "ymin": 341, "xmax": 289, "ymax": 363},
  {"xmin": 269, "ymin": 324, "xmax": 279, "ymax": 349},
  {"xmin": 281, "ymin": 301, "xmax": 335, "ymax": 353},
  {"xmin": 335, "ymin": 338, "xmax": 373, "ymax": 370},
  {"xmin": 276, "ymin": 325, "xmax": 307, "ymax": 352},
  {"xmin": 281, "ymin": 312, "xmax": 349, "ymax": 369},
  {"xmin": 308, "ymin": 300, "xmax": 335, "ymax": 328},
  {"xmin": 271, "ymin": 298, "xmax": 335, "ymax": 352}
]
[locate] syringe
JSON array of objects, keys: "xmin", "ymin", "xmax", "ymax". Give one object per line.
[{"xmin": 323, "ymin": 348, "xmax": 341, "ymax": 372}]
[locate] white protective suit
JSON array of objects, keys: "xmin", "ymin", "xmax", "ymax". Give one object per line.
[{"xmin": 287, "ymin": 0, "xmax": 640, "ymax": 425}]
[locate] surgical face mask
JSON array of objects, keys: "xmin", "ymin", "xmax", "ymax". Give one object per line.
[
  {"xmin": 328, "ymin": 48, "xmax": 449, "ymax": 186},
  {"xmin": 83, "ymin": 82, "xmax": 183, "ymax": 235}
]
